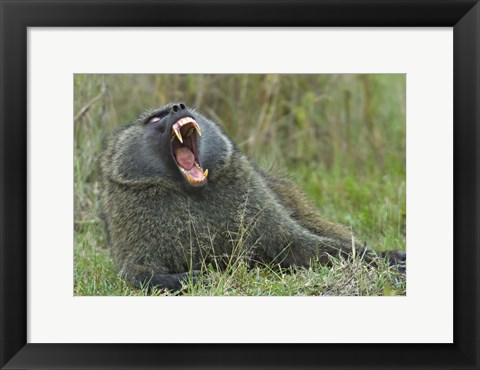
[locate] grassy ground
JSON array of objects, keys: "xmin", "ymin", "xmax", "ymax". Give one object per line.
[{"xmin": 74, "ymin": 74, "xmax": 406, "ymax": 296}]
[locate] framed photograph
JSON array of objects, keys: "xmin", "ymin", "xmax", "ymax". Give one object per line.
[{"xmin": 1, "ymin": 1, "xmax": 479, "ymax": 369}]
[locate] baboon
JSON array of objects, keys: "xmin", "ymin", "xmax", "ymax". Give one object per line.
[{"xmin": 99, "ymin": 102, "xmax": 405, "ymax": 291}]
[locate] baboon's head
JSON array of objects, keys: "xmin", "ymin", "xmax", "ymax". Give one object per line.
[
  {"xmin": 143, "ymin": 102, "xmax": 208, "ymax": 187},
  {"xmin": 109, "ymin": 103, "xmax": 233, "ymax": 190}
]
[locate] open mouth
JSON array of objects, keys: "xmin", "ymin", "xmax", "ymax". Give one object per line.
[{"xmin": 171, "ymin": 117, "xmax": 208, "ymax": 186}]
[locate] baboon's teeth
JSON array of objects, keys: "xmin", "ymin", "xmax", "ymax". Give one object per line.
[
  {"xmin": 174, "ymin": 117, "xmax": 201, "ymax": 136},
  {"xmin": 184, "ymin": 171, "xmax": 207, "ymax": 185},
  {"xmin": 193, "ymin": 121, "xmax": 202, "ymax": 136},
  {"xmin": 173, "ymin": 127, "xmax": 183, "ymax": 143},
  {"xmin": 180, "ymin": 163, "xmax": 208, "ymax": 184},
  {"xmin": 178, "ymin": 117, "xmax": 195, "ymax": 127}
]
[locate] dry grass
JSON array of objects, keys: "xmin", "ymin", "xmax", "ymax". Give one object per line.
[{"xmin": 74, "ymin": 74, "xmax": 406, "ymax": 296}]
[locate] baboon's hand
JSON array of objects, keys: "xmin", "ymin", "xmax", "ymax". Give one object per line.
[
  {"xmin": 190, "ymin": 270, "xmax": 202, "ymax": 283},
  {"xmin": 191, "ymin": 270, "xmax": 215, "ymax": 287},
  {"xmin": 143, "ymin": 270, "xmax": 202, "ymax": 292}
]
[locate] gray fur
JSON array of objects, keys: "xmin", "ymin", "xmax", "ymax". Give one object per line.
[{"xmin": 99, "ymin": 103, "xmax": 404, "ymax": 291}]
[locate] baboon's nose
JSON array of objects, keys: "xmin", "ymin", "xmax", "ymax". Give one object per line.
[{"xmin": 171, "ymin": 103, "xmax": 186, "ymax": 113}]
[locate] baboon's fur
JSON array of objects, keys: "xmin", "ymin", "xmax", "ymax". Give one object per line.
[{"xmin": 99, "ymin": 103, "xmax": 403, "ymax": 291}]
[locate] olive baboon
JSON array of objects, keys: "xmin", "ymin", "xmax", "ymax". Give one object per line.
[{"xmin": 99, "ymin": 103, "xmax": 405, "ymax": 291}]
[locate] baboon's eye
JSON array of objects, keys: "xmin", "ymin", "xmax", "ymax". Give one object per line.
[
  {"xmin": 148, "ymin": 116, "xmax": 161, "ymax": 124},
  {"xmin": 146, "ymin": 108, "xmax": 170, "ymax": 124}
]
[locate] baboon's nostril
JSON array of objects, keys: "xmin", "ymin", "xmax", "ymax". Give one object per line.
[
  {"xmin": 172, "ymin": 105, "xmax": 180, "ymax": 113},
  {"xmin": 179, "ymin": 103, "xmax": 186, "ymax": 110}
]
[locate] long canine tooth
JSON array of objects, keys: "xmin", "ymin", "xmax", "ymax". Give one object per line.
[
  {"xmin": 173, "ymin": 127, "xmax": 183, "ymax": 143},
  {"xmin": 204, "ymin": 169, "xmax": 209, "ymax": 178},
  {"xmin": 193, "ymin": 121, "xmax": 202, "ymax": 136}
]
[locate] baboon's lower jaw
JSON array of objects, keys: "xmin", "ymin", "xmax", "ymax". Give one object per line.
[
  {"xmin": 171, "ymin": 117, "xmax": 208, "ymax": 186},
  {"xmin": 179, "ymin": 164, "xmax": 208, "ymax": 186}
]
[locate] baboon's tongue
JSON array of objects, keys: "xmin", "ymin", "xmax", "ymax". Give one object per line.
[{"xmin": 174, "ymin": 147, "xmax": 195, "ymax": 171}]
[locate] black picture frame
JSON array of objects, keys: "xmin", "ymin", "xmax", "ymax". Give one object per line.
[{"xmin": 1, "ymin": 1, "xmax": 479, "ymax": 369}]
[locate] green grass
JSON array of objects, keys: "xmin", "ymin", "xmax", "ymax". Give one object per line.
[{"xmin": 74, "ymin": 74, "xmax": 406, "ymax": 296}]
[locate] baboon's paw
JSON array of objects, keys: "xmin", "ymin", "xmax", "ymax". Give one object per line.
[{"xmin": 190, "ymin": 270, "xmax": 202, "ymax": 282}]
